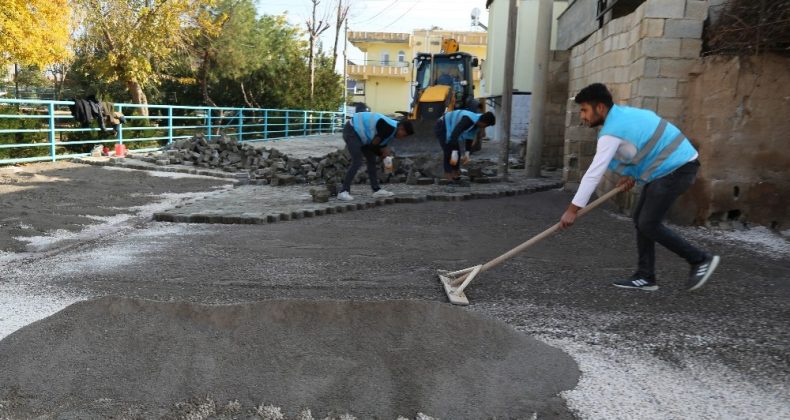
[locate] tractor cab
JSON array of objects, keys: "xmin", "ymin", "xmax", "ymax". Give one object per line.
[{"xmin": 411, "ymin": 51, "xmax": 478, "ymax": 121}]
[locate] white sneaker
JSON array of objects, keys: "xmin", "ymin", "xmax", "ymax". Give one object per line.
[
  {"xmin": 337, "ymin": 191, "xmax": 354, "ymax": 201},
  {"xmin": 450, "ymin": 150, "xmax": 459, "ymax": 165},
  {"xmin": 372, "ymin": 189, "xmax": 394, "ymax": 198}
]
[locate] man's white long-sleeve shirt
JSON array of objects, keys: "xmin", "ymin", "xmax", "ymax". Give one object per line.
[{"xmin": 571, "ymin": 135, "xmax": 697, "ymax": 208}]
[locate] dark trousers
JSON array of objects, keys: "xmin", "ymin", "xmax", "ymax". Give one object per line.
[
  {"xmin": 435, "ymin": 120, "xmax": 473, "ymax": 174},
  {"xmin": 633, "ymin": 160, "xmax": 706, "ymax": 279},
  {"xmin": 342, "ymin": 122, "xmax": 380, "ymax": 193}
]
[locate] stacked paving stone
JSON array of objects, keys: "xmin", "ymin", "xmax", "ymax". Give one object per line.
[{"xmin": 158, "ymin": 134, "xmax": 500, "ymax": 187}]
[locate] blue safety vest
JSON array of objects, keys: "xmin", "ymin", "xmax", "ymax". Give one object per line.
[
  {"xmin": 599, "ymin": 105, "xmax": 697, "ymax": 183},
  {"xmin": 443, "ymin": 110, "xmax": 481, "ymax": 143},
  {"xmin": 352, "ymin": 112, "xmax": 398, "ymax": 146}
]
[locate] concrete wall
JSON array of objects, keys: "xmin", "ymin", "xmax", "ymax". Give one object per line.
[
  {"xmin": 483, "ymin": 0, "xmax": 568, "ymax": 97},
  {"xmin": 542, "ymin": 50, "xmax": 571, "ymax": 169},
  {"xmin": 556, "ymin": 0, "xmax": 599, "ymax": 50},
  {"xmin": 485, "ymin": 49, "xmax": 569, "ymax": 169},
  {"xmin": 672, "ymin": 54, "xmax": 790, "ymax": 229}
]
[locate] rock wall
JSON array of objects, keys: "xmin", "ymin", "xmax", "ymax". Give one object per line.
[{"xmin": 671, "ymin": 54, "xmax": 790, "ymax": 229}]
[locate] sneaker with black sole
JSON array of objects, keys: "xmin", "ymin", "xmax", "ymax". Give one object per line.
[
  {"xmin": 612, "ymin": 276, "xmax": 659, "ymax": 291},
  {"xmin": 687, "ymin": 254, "xmax": 720, "ymax": 291}
]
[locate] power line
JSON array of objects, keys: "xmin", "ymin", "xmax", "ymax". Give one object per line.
[
  {"xmin": 352, "ymin": 0, "xmax": 401, "ymax": 25},
  {"xmin": 379, "ymin": 0, "xmax": 419, "ymax": 30}
]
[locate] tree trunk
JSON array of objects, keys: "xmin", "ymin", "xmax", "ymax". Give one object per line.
[
  {"xmin": 127, "ymin": 79, "xmax": 149, "ymax": 117},
  {"xmin": 331, "ymin": 0, "xmax": 342, "ymax": 71},
  {"xmin": 240, "ymin": 81, "xmax": 254, "ymax": 108},
  {"xmin": 308, "ymin": 35, "xmax": 315, "ymax": 100}
]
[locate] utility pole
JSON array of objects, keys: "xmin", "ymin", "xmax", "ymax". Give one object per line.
[
  {"xmin": 525, "ymin": 0, "xmax": 553, "ymax": 177},
  {"xmin": 498, "ymin": 0, "xmax": 518, "ymax": 179},
  {"xmin": 343, "ymin": 17, "xmax": 348, "ymax": 119}
]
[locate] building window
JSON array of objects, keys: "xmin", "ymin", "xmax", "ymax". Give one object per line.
[
  {"xmin": 381, "ymin": 51, "xmax": 390, "ymax": 66},
  {"xmin": 397, "ymin": 51, "xmax": 406, "ymax": 67},
  {"xmin": 355, "ymin": 81, "xmax": 366, "ymax": 95}
]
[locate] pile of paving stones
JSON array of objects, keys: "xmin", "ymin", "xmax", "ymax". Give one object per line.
[{"xmin": 154, "ymin": 134, "xmax": 500, "ymax": 187}]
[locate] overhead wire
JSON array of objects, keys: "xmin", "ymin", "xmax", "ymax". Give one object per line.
[{"xmin": 379, "ymin": 0, "xmax": 419, "ymax": 30}]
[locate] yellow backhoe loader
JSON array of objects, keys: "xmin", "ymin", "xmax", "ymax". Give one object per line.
[{"xmin": 390, "ymin": 39, "xmax": 483, "ymax": 155}]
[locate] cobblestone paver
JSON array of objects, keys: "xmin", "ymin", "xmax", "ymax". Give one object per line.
[{"xmin": 153, "ymin": 174, "xmax": 563, "ymax": 224}]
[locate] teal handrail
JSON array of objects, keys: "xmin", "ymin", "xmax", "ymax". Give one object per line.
[{"xmin": 0, "ymin": 98, "xmax": 343, "ymax": 165}]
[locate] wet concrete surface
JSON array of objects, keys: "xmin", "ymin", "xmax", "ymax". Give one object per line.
[
  {"xmin": 0, "ymin": 297, "xmax": 578, "ymax": 419},
  {"xmin": 1, "ymin": 181, "xmax": 788, "ymax": 418}
]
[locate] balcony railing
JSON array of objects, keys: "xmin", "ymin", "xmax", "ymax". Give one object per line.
[
  {"xmin": 348, "ymin": 31, "xmax": 411, "ymax": 44},
  {"xmin": 347, "ymin": 61, "xmax": 411, "ymax": 79}
]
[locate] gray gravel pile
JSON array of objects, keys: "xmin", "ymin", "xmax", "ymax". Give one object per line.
[{"xmin": 0, "ymin": 297, "xmax": 579, "ymax": 419}]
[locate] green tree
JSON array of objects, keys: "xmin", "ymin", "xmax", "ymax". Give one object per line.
[
  {"xmin": 73, "ymin": 0, "xmax": 218, "ymax": 114},
  {"xmin": 0, "ymin": 0, "xmax": 72, "ymax": 68}
]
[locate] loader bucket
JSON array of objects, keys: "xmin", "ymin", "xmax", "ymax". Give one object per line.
[{"xmin": 389, "ymin": 118, "xmax": 443, "ymax": 157}]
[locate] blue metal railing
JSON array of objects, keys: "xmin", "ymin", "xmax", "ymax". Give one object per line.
[{"xmin": 0, "ymin": 98, "xmax": 343, "ymax": 165}]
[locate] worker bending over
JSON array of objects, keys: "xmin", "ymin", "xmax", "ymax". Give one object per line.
[
  {"xmin": 435, "ymin": 109, "xmax": 496, "ymax": 184},
  {"xmin": 338, "ymin": 112, "xmax": 414, "ymax": 201},
  {"xmin": 560, "ymin": 83, "xmax": 719, "ymax": 291}
]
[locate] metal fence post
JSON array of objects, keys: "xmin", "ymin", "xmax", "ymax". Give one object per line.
[
  {"xmin": 303, "ymin": 110, "xmax": 308, "ymax": 136},
  {"xmin": 48, "ymin": 102, "xmax": 56, "ymax": 161},
  {"xmin": 237, "ymin": 109, "xmax": 243, "ymax": 142},
  {"xmin": 264, "ymin": 110, "xmax": 269, "ymax": 140},
  {"xmin": 285, "ymin": 110, "xmax": 289, "ymax": 137},
  {"xmin": 206, "ymin": 108, "xmax": 212, "ymax": 139},
  {"xmin": 167, "ymin": 106, "xmax": 174, "ymax": 144},
  {"xmin": 116, "ymin": 104, "xmax": 124, "ymax": 145}
]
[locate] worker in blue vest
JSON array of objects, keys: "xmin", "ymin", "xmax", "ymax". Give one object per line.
[
  {"xmin": 560, "ymin": 83, "xmax": 719, "ymax": 292},
  {"xmin": 435, "ymin": 109, "xmax": 496, "ymax": 183},
  {"xmin": 338, "ymin": 112, "xmax": 414, "ymax": 201}
]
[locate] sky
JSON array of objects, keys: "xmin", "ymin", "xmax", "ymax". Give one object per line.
[{"xmin": 255, "ymin": 0, "xmax": 490, "ymax": 69}]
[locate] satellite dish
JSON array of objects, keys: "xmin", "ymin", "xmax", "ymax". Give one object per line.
[{"xmin": 471, "ymin": 7, "xmax": 481, "ymax": 20}]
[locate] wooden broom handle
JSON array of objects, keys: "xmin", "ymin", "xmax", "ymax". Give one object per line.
[{"xmin": 452, "ymin": 186, "xmax": 625, "ymax": 286}]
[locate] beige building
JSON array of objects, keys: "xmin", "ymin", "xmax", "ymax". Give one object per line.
[
  {"xmin": 482, "ymin": 0, "xmax": 568, "ymax": 97},
  {"xmin": 346, "ymin": 29, "xmax": 487, "ymax": 115},
  {"xmin": 481, "ymin": 0, "xmax": 569, "ymax": 149}
]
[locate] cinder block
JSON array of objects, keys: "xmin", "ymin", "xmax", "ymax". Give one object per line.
[
  {"xmin": 629, "ymin": 58, "xmax": 660, "ymax": 81},
  {"xmin": 642, "ymin": 38, "xmax": 682, "ymax": 58},
  {"xmin": 659, "ymin": 58, "xmax": 698, "ymax": 78},
  {"xmin": 679, "ymin": 38, "xmax": 703, "ymax": 58},
  {"xmin": 642, "ymin": 96, "xmax": 659, "ymax": 111},
  {"xmin": 640, "ymin": 19, "xmax": 665, "ymax": 38},
  {"xmin": 628, "ymin": 26, "xmax": 640, "ymax": 46},
  {"xmin": 658, "ymin": 97, "xmax": 684, "ymax": 117},
  {"xmin": 645, "ymin": 0, "xmax": 686, "ymax": 19},
  {"xmin": 685, "ymin": 0, "xmax": 709, "ymax": 20},
  {"xmin": 638, "ymin": 78, "xmax": 678, "ymax": 97},
  {"xmin": 664, "ymin": 19, "xmax": 703, "ymax": 39},
  {"xmin": 581, "ymin": 141, "xmax": 597, "ymax": 156}
]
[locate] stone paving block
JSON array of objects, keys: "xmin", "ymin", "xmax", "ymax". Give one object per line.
[{"xmin": 154, "ymin": 213, "xmax": 174, "ymax": 222}]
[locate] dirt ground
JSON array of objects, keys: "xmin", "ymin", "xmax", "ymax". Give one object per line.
[
  {"xmin": 0, "ymin": 162, "xmax": 232, "ymax": 252},
  {"xmin": 0, "ymin": 161, "xmax": 788, "ymax": 419}
]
